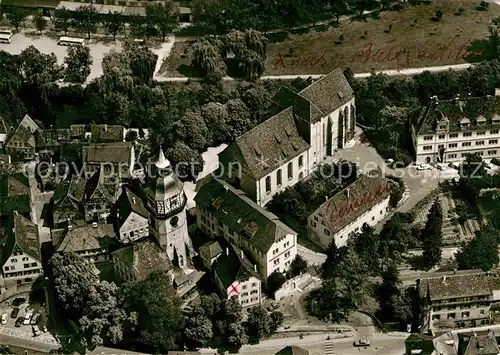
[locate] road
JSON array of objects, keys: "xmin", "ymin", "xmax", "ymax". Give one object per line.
[
  {"xmin": 237, "ymin": 331, "xmax": 407, "ymax": 355},
  {"xmin": 0, "ymin": 327, "xmax": 59, "ymax": 353}
]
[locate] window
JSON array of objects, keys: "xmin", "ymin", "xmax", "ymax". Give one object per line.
[
  {"xmin": 438, "ymin": 144, "xmax": 444, "ymax": 149},
  {"xmin": 170, "ymin": 216, "xmax": 179, "ymax": 227},
  {"xmin": 242, "ymin": 292, "xmax": 248, "ymax": 296},
  {"xmin": 462, "ymin": 142, "xmax": 471, "ymax": 147},
  {"xmin": 265, "ymin": 176, "xmax": 271, "ymax": 193},
  {"xmin": 489, "ymin": 139, "xmax": 498, "ymax": 144},
  {"xmin": 23, "ymin": 264, "xmax": 29, "ymax": 268},
  {"xmin": 287, "ymin": 162, "xmax": 293, "ymax": 180},
  {"xmin": 480, "ymin": 309, "xmax": 485, "ymax": 315},
  {"xmin": 491, "ymin": 129, "xmax": 499, "ymax": 134},
  {"xmin": 438, "ymin": 134, "xmax": 445, "ymax": 139},
  {"xmin": 4, "ymin": 267, "xmax": 8, "ymax": 271},
  {"xmin": 311, "ymin": 221, "xmax": 317, "ymax": 227},
  {"xmin": 273, "ymin": 258, "xmax": 280, "ymax": 265},
  {"xmin": 476, "ymin": 141, "xmax": 485, "ymax": 146},
  {"xmin": 314, "ymin": 216, "xmax": 319, "ymax": 221},
  {"xmin": 449, "ymin": 154, "xmax": 457, "ymax": 159},
  {"xmin": 448, "ymin": 313, "xmax": 456, "ymax": 319},
  {"xmin": 477, "ymin": 131, "xmax": 486, "ymax": 135},
  {"xmin": 22, "ymin": 257, "xmax": 28, "ymax": 261},
  {"xmin": 31, "ymin": 262, "xmax": 37, "ymax": 267},
  {"xmin": 251, "ymin": 290, "xmax": 258, "ymax": 295},
  {"xmin": 251, "ymin": 283, "xmax": 257, "ymax": 287},
  {"xmin": 423, "ymin": 145, "xmax": 432, "ymax": 151},
  {"xmin": 448, "ymin": 143, "xmax": 458, "ymax": 148},
  {"xmin": 284, "ymin": 251, "xmax": 291, "ymax": 258},
  {"xmin": 276, "ymin": 169, "xmax": 282, "ymax": 186},
  {"xmin": 273, "ymin": 248, "xmax": 278, "ymax": 255},
  {"xmin": 462, "ymin": 311, "xmax": 470, "ymax": 318},
  {"xmin": 242, "ymin": 285, "xmax": 247, "ymax": 290},
  {"xmin": 488, "ymin": 150, "xmax": 498, "ymax": 155},
  {"xmin": 324, "ymin": 229, "xmax": 330, "ymax": 236},
  {"xmin": 463, "ymin": 132, "xmax": 472, "ymax": 137},
  {"xmin": 450, "ymin": 133, "xmax": 459, "ymax": 138},
  {"xmin": 298, "ymin": 155, "xmax": 303, "ymax": 167},
  {"xmin": 424, "ymin": 136, "xmax": 433, "ymax": 141},
  {"xmin": 10, "ymin": 259, "xmax": 17, "ymax": 263},
  {"xmin": 372, "ymin": 216, "xmax": 375, "ymax": 221}
]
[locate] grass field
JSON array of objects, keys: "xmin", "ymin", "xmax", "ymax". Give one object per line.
[
  {"xmin": 162, "ymin": 0, "xmax": 500, "ymax": 77},
  {"xmin": 479, "ymin": 190, "xmax": 500, "ymax": 230}
]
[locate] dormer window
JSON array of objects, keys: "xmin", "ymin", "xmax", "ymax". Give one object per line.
[
  {"xmin": 254, "ymin": 147, "xmax": 262, "ymax": 156},
  {"xmin": 460, "ymin": 117, "xmax": 470, "ymax": 128},
  {"xmin": 337, "ymin": 92, "xmax": 344, "ymax": 100},
  {"xmin": 285, "ymin": 127, "xmax": 292, "ymax": 137},
  {"xmin": 275, "ymin": 135, "xmax": 281, "ymax": 144},
  {"xmin": 476, "ymin": 115, "xmax": 487, "ymax": 125},
  {"xmin": 493, "ymin": 114, "xmax": 500, "ymax": 125}
]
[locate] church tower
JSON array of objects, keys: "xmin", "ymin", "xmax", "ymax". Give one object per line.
[{"xmin": 143, "ymin": 149, "xmax": 192, "ymax": 269}]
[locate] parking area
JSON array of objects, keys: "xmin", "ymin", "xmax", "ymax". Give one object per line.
[
  {"xmin": 0, "ymin": 298, "xmax": 52, "ymax": 340},
  {"xmin": 0, "ymin": 32, "xmax": 122, "ymax": 83}
]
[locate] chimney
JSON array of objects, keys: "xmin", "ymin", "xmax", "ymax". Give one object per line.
[
  {"xmin": 346, "ymin": 188, "xmax": 350, "ymax": 199},
  {"xmin": 496, "ymin": 88, "xmax": 500, "ymax": 97},
  {"xmin": 325, "ymin": 196, "xmax": 328, "ymax": 202},
  {"xmin": 104, "ymin": 124, "xmax": 108, "ymax": 132},
  {"xmin": 224, "ymin": 185, "xmax": 229, "ymax": 193},
  {"xmin": 254, "ymin": 264, "xmax": 257, "ymax": 272},
  {"xmin": 442, "ymin": 275, "xmax": 447, "ymax": 283},
  {"xmin": 241, "ymin": 250, "xmax": 244, "ymax": 258},
  {"xmin": 68, "ymin": 224, "xmax": 73, "ymax": 231},
  {"xmin": 226, "ymin": 248, "xmax": 229, "ymax": 256},
  {"xmin": 132, "ymin": 197, "xmax": 136, "ymax": 204}
]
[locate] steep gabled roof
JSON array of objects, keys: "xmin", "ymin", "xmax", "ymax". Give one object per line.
[
  {"xmin": 90, "ymin": 124, "xmax": 125, "ymax": 143},
  {"xmin": 195, "ymin": 177, "xmax": 297, "ymax": 253},
  {"xmin": 6, "ymin": 114, "xmax": 40, "ymax": 149},
  {"xmin": 213, "ymin": 243, "xmax": 260, "ymax": 289},
  {"xmin": 83, "ymin": 169, "xmax": 119, "ymax": 203},
  {"xmin": 112, "ymin": 239, "xmax": 172, "ymax": 281},
  {"xmin": 116, "ymin": 187, "xmax": 148, "ymax": 228},
  {"xmin": 199, "ymin": 240, "xmax": 223, "ymax": 260},
  {"xmin": 298, "ymin": 68, "xmax": 354, "ymax": 116},
  {"xmin": 0, "ymin": 173, "xmax": 30, "ymax": 216},
  {"xmin": 0, "ymin": 211, "xmax": 40, "ymax": 266},
  {"xmin": 219, "ymin": 107, "xmax": 309, "ymax": 180},
  {"xmin": 82, "ymin": 142, "xmax": 133, "ymax": 164},
  {"xmin": 418, "ymin": 270, "xmax": 491, "ymax": 301},
  {"xmin": 56, "ymin": 223, "xmax": 116, "ymax": 253}
]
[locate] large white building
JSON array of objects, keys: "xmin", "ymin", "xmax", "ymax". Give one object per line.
[
  {"xmin": 307, "ymin": 173, "xmax": 391, "ymax": 249},
  {"xmin": 218, "ymin": 69, "xmax": 356, "ymax": 207},
  {"xmin": 411, "ymin": 93, "xmax": 500, "ymax": 164},
  {"xmin": 194, "ymin": 177, "xmax": 298, "ymax": 279}
]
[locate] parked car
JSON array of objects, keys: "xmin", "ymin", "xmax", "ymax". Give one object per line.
[
  {"xmin": 10, "ymin": 307, "xmax": 19, "ymax": 319},
  {"xmin": 15, "ymin": 317, "xmax": 23, "ymax": 327},
  {"xmin": 12, "ymin": 298, "xmax": 26, "ymax": 307},
  {"xmin": 32, "ymin": 325, "xmax": 41, "ymax": 337},
  {"xmin": 30, "ymin": 312, "xmax": 40, "ymax": 325},
  {"xmin": 449, "ymin": 162, "xmax": 460, "ymax": 170},
  {"xmin": 353, "ymin": 337, "xmax": 370, "ymax": 347},
  {"xmin": 484, "ymin": 159, "xmax": 493, "ymax": 169},
  {"xmin": 1, "ymin": 314, "xmax": 7, "ymax": 325},
  {"xmin": 23, "ymin": 312, "xmax": 32, "ymax": 325}
]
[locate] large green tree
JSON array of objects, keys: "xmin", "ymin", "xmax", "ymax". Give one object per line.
[
  {"xmin": 103, "ymin": 11, "xmax": 125, "ymax": 40},
  {"xmin": 121, "ymin": 271, "xmax": 184, "ymax": 353},
  {"xmin": 183, "ymin": 306, "xmax": 213, "ymax": 350},
  {"xmin": 145, "ymin": 1, "xmax": 179, "ymax": 42},
  {"xmin": 54, "ymin": 7, "xmax": 73, "ymax": 35},
  {"xmin": 6, "ymin": 7, "xmax": 27, "ymax": 32},
  {"xmin": 456, "ymin": 230, "xmax": 499, "ymax": 271},
  {"xmin": 73, "ymin": 6, "xmax": 99, "ymax": 39},
  {"xmin": 64, "ymin": 45, "xmax": 93, "ymax": 83}
]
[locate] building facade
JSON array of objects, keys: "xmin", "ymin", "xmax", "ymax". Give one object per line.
[
  {"xmin": 213, "ymin": 245, "xmax": 262, "ymax": 307},
  {"xmin": 418, "ymin": 270, "xmax": 494, "ymax": 334},
  {"xmin": 82, "ymin": 142, "xmax": 135, "ymax": 180},
  {"xmin": 4, "ymin": 114, "xmax": 40, "ymax": 161},
  {"xmin": 218, "ymin": 69, "xmax": 355, "ymax": 207},
  {"xmin": 0, "ymin": 212, "xmax": 43, "ymax": 288},
  {"xmin": 195, "ymin": 177, "xmax": 298, "ymax": 279},
  {"xmin": 412, "ymin": 93, "xmax": 500, "ymax": 164},
  {"xmin": 115, "ymin": 187, "xmax": 149, "ymax": 244},
  {"xmin": 307, "ymin": 174, "xmax": 391, "ymax": 249}
]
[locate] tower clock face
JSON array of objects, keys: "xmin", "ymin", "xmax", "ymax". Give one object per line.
[{"xmin": 170, "ymin": 216, "xmax": 179, "ymax": 227}]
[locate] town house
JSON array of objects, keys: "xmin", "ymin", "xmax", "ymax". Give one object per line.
[
  {"xmin": 411, "ymin": 92, "xmax": 500, "ymax": 164},
  {"xmin": 115, "ymin": 186, "xmax": 149, "ymax": 244},
  {"xmin": 82, "ymin": 142, "xmax": 135, "ymax": 180},
  {"xmin": 195, "ymin": 176, "xmax": 298, "ymax": 279},
  {"xmin": 307, "ymin": 173, "xmax": 392, "ymax": 248},
  {"xmin": 5, "ymin": 114, "xmax": 40, "ymax": 161}
]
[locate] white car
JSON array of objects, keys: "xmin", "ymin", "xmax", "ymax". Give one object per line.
[
  {"xmin": 23, "ymin": 312, "xmax": 32, "ymax": 325},
  {"xmin": 416, "ymin": 163, "xmax": 432, "ymax": 170},
  {"xmin": 484, "ymin": 159, "xmax": 493, "ymax": 169},
  {"xmin": 437, "ymin": 163, "xmax": 447, "ymax": 170},
  {"xmin": 1, "ymin": 314, "xmax": 7, "ymax": 325}
]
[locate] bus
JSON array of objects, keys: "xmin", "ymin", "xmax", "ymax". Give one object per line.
[
  {"xmin": 0, "ymin": 28, "xmax": 14, "ymax": 44},
  {"xmin": 57, "ymin": 36, "xmax": 85, "ymax": 46}
]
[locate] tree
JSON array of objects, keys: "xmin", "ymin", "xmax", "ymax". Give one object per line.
[
  {"xmin": 246, "ymin": 305, "xmax": 271, "ymax": 339},
  {"xmin": 421, "ymin": 199, "xmax": 443, "ymax": 269},
  {"xmin": 266, "ymin": 271, "xmax": 286, "ymax": 297},
  {"xmin": 6, "ymin": 7, "xmax": 27, "ymax": 32},
  {"xmin": 54, "ymin": 7, "xmax": 73, "ymax": 35},
  {"xmin": 125, "ymin": 43, "xmax": 158, "ymax": 85},
  {"xmin": 181, "ymin": 110, "xmax": 210, "ymax": 150},
  {"xmin": 350, "ymin": 224, "xmax": 379, "ymax": 272},
  {"xmin": 183, "ymin": 307, "xmax": 213, "ymax": 350},
  {"xmin": 193, "ymin": 38, "xmax": 227, "ymax": 81},
  {"xmin": 18, "ymin": 45, "xmax": 63, "ymax": 86},
  {"xmin": 165, "ymin": 142, "xmax": 204, "ymax": 181},
  {"xmin": 322, "ymin": 241, "xmax": 344, "ymax": 279},
  {"xmin": 480, "ymin": 1, "xmax": 489, "ymax": 10},
  {"xmin": 378, "ymin": 264, "xmax": 400, "ymax": 315},
  {"xmin": 50, "ymin": 253, "xmax": 98, "ymax": 315},
  {"xmin": 103, "ymin": 11, "xmax": 125, "ymax": 40},
  {"xmin": 200, "ymin": 293, "xmax": 221, "ymax": 318},
  {"xmin": 288, "ymin": 255, "xmax": 308, "ymax": 278},
  {"xmin": 269, "ymin": 311, "xmax": 284, "ymax": 332},
  {"xmin": 34, "ymin": 13, "xmax": 47, "ymax": 34},
  {"xmin": 456, "ymin": 230, "xmax": 499, "ymax": 271},
  {"xmin": 121, "ymin": 271, "xmax": 184, "ymax": 353},
  {"xmin": 73, "ymin": 6, "xmax": 99, "ymax": 39},
  {"xmin": 331, "ymin": 0, "xmax": 348, "ymax": 23},
  {"xmin": 145, "ymin": 1, "xmax": 179, "ymax": 42},
  {"xmin": 435, "ymin": 8, "xmax": 443, "ymax": 21},
  {"xmin": 64, "ymin": 45, "xmax": 93, "ymax": 83},
  {"xmin": 315, "ymin": 278, "xmax": 355, "ymax": 322}
]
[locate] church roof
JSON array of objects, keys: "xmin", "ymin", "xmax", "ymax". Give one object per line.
[
  {"xmin": 218, "ymin": 107, "xmax": 309, "ymax": 181},
  {"xmin": 213, "ymin": 243, "xmax": 260, "ymax": 289}
]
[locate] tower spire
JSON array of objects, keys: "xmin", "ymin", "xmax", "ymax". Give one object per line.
[{"xmin": 156, "ymin": 147, "xmax": 171, "ymax": 170}]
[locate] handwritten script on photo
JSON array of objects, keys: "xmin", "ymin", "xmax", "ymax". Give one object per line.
[{"xmin": 273, "ymin": 38, "xmax": 482, "ymax": 69}]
